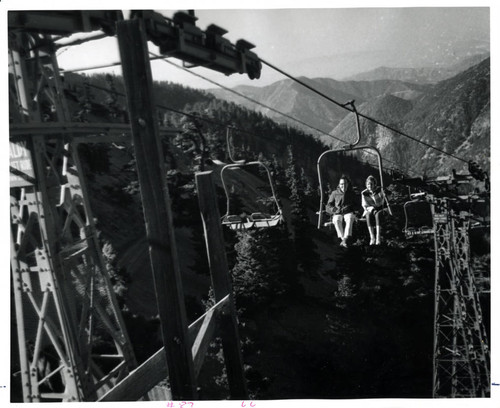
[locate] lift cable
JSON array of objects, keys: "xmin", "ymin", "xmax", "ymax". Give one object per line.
[
  {"xmin": 67, "ymin": 51, "xmax": 414, "ymax": 178},
  {"xmin": 84, "ymin": 80, "xmax": 326, "ymax": 158},
  {"xmin": 260, "ymin": 58, "xmax": 469, "ymax": 164},
  {"xmin": 81, "ymin": 67, "xmax": 409, "ymax": 179},
  {"xmin": 62, "ymin": 52, "xmax": 403, "ymax": 174},
  {"xmin": 150, "ymin": 53, "xmax": 409, "ymax": 176},
  {"xmin": 61, "ymin": 50, "xmax": 421, "ymax": 177},
  {"xmin": 55, "ymin": 28, "xmax": 469, "ymax": 166},
  {"xmin": 150, "ymin": 53, "xmax": 348, "ymax": 145}
]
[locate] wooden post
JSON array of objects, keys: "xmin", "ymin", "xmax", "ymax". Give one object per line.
[
  {"xmin": 195, "ymin": 171, "xmax": 248, "ymax": 399},
  {"xmin": 116, "ymin": 19, "xmax": 196, "ymax": 399}
]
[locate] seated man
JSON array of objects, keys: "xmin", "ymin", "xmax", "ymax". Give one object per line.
[{"xmin": 326, "ymin": 175, "xmax": 356, "ymax": 247}]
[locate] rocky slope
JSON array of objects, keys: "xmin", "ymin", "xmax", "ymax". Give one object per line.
[{"xmin": 330, "ymin": 58, "xmax": 490, "ymax": 177}]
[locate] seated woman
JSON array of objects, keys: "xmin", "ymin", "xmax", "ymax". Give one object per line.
[
  {"xmin": 361, "ymin": 175, "xmax": 388, "ymax": 245},
  {"xmin": 326, "ymin": 175, "xmax": 356, "ymax": 248}
]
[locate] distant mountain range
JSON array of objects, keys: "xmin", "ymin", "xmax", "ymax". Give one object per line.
[
  {"xmin": 342, "ymin": 53, "xmax": 490, "ymax": 83},
  {"xmin": 207, "ymin": 53, "xmax": 490, "ymax": 178},
  {"xmin": 208, "ymin": 77, "xmax": 428, "ymax": 137}
]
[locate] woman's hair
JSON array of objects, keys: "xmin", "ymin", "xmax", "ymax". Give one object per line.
[
  {"xmin": 365, "ymin": 175, "xmax": 377, "ymax": 186},
  {"xmin": 339, "ymin": 174, "xmax": 351, "ymax": 187}
]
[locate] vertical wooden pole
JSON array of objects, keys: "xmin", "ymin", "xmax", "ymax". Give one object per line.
[
  {"xmin": 195, "ymin": 171, "xmax": 248, "ymax": 399},
  {"xmin": 116, "ymin": 19, "xmax": 196, "ymax": 399}
]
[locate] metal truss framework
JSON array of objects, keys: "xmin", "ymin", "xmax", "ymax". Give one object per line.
[
  {"xmin": 9, "ymin": 30, "xmax": 137, "ymax": 402},
  {"xmin": 431, "ymin": 197, "xmax": 490, "ymax": 398},
  {"xmin": 9, "ymin": 10, "xmax": 250, "ymax": 402}
]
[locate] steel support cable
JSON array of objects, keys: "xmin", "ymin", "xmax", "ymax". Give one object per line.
[
  {"xmin": 149, "ymin": 52, "xmax": 347, "ymax": 145},
  {"xmin": 85, "ymin": 82, "xmax": 235, "ymax": 129},
  {"xmin": 61, "ymin": 53, "xmax": 351, "ymax": 147},
  {"xmin": 62, "ymin": 51, "xmax": 408, "ymax": 173},
  {"xmin": 150, "ymin": 53, "xmax": 406, "ymax": 175},
  {"xmin": 80, "ymin": 58, "xmax": 348, "ymax": 147},
  {"xmin": 74, "ymin": 56, "xmax": 406, "ymax": 175},
  {"xmin": 58, "ymin": 47, "xmax": 469, "ymax": 164},
  {"xmin": 260, "ymin": 58, "xmax": 469, "ymax": 164},
  {"xmin": 357, "ymin": 112, "xmax": 468, "ymax": 163},
  {"xmin": 84, "ymin": 81, "xmax": 302, "ymax": 162}
]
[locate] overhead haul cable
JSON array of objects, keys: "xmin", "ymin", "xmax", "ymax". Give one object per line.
[
  {"xmin": 150, "ymin": 53, "xmax": 407, "ymax": 175},
  {"xmin": 53, "ymin": 16, "xmax": 469, "ymax": 167},
  {"xmin": 79, "ymin": 58, "xmax": 407, "ymax": 176},
  {"xmin": 149, "ymin": 52, "xmax": 347, "ymax": 144},
  {"xmin": 260, "ymin": 58, "xmax": 469, "ymax": 164}
]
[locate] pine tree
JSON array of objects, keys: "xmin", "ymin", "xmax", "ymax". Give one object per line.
[
  {"xmin": 231, "ymin": 230, "xmax": 267, "ymax": 313},
  {"xmin": 269, "ymin": 154, "xmax": 284, "ymax": 188},
  {"xmin": 300, "ymin": 167, "xmax": 314, "ymax": 198},
  {"xmin": 231, "ymin": 228, "xmax": 292, "ymax": 315},
  {"xmin": 178, "ymin": 114, "xmax": 208, "ymax": 172},
  {"xmin": 285, "ymin": 145, "xmax": 320, "ymax": 274}
]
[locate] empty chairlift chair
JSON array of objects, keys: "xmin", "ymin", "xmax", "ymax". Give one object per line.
[
  {"xmin": 403, "ymin": 192, "xmax": 434, "ymax": 237},
  {"xmin": 220, "ymin": 127, "xmax": 283, "ymax": 230}
]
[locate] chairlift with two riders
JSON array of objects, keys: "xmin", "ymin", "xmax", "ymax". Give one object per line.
[{"xmin": 316, "ymin": 101, "xmax": 392, "ymax": 229}]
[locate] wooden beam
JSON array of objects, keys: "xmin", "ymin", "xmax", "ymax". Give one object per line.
[
  {"xmin": 98, "ymin": 347, "xmax": 169, "ymax": 402},
  {"xmin": 116, "ymin": 18, "xmax": 196, "ymax": 400},
  {"xmin": 191, "ymin": 294, "xmax": 229, "ymax": 377},
  {"xmin": 98, "ymin": 296, "xmax": 229, "ymax": 401},
  {"xmin": 195, "ymin": 171, "xmax": 248, "ymax": 399},
  {"xmin": 187, "ymin": 294, "xmax": 229, "ymax": 346},
  {"xmin": 191, "ymin": 308, "xmax": 216, "ymax": 377}
]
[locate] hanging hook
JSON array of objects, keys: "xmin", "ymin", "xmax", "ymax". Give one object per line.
[
  {"xmin": 226, "ymin": 126, "xmax": 246, "ymax": 164},
  {"xmin": 340, "ymin": 100, "xmax": 362, "ymax": 149}
]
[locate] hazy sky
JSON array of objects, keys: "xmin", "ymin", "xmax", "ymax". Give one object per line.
[{"xmin": 51, "ymin": 5, "xmax": 491, "ymax": 89}]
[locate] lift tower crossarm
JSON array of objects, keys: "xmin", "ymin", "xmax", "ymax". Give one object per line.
[{"xmin": 133, "ymin": 10, "xmax": 262, "ymax": 79}]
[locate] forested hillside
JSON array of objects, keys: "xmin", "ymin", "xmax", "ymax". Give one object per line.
[{"xmin": 59, "ymin": 71, "xmax": 489, "ymax": 400}]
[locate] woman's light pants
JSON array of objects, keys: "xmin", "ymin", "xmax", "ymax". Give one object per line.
[{"xmin": 332, "ymin": 213, "xmax": 355, "ymax": 239}]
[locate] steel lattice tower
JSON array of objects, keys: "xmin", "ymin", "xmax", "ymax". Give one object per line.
[
  {"xmin": 431, "ymin": 197, "xmax": 490, "ymax": 397},
  {"xmin": 10, "ymin": 29, "xmax": 137, "ymax": 402}
]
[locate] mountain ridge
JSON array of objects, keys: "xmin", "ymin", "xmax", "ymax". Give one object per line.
[
  {"xmin": 208, "ymin": 56, "xmax": 490, "ymax": 178},
  {"xmin": 342, "ymin": 52, "xmax": 490, "ymax": 83}
]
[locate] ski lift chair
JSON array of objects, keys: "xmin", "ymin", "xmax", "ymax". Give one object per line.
[
  {"xmin": 316, "ymin": 103, "xmax": 391, "ymax": 229},
  {"xmin": 220, "ymin": 127, "xmax": 284, "ymax": 230},
  {"xmin": 403, "ymin": 192, "xmax": 434, "ymax": 237},
  {"xmin": 220, "ymin": 161, "xmax": 283, "ymax": 230}
]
